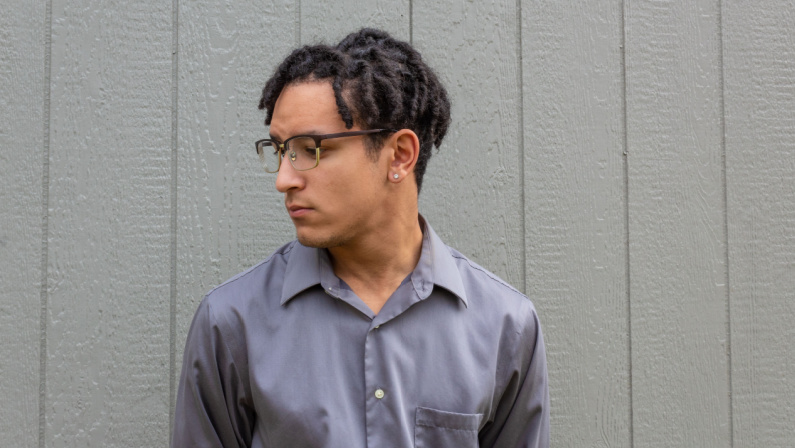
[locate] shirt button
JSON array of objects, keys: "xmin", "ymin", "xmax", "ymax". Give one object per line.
[
  {"xmin": 374, "ymin": 389, "xmax": 385, "ymax": 399},
  {"xmin": 374, "ymin": 325, "xmax": 380, "ymax": 329}
]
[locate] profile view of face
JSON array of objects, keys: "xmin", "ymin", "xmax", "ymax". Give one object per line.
[{"xmin": 269, "ymin": 81, "xmax": 392, "ymax": 249}]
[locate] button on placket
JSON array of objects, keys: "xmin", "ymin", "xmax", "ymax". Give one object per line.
[{"xmin": 364, "ymin": 322, "xmax": 387, "ymax": 447}]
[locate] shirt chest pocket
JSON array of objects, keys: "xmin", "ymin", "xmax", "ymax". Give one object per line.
[{"xmin": 414, "ymin": 407, "xmax": 482, "ymax": 448}]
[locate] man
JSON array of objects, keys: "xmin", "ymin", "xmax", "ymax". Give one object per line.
[{"xmin": 173, "ymin": 28, "xmax": 549, "ymax": 447}]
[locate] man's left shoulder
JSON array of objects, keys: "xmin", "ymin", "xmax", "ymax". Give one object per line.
[{"xmin": 444, "ymin": 245, "xmax": 536, "ymax": 314}]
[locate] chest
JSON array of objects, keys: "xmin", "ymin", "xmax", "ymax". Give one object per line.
[{"xmin": 245, "ymin": 296, "xmax": 501, "ymax": 447}]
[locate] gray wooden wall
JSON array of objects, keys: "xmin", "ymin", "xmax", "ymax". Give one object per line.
[{"xmin": 2, "ymin": 0, "xmax": 793, "ymax": 446}]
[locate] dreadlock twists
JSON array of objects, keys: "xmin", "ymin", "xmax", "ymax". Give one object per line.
[{"xmin": 258, "ymin": 28, "xmax": 451, "ymax": 193}]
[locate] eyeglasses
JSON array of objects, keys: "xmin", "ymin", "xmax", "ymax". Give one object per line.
[{"xmin": 255, "ymin": 129, "xmax": 396, "ymax": 173}]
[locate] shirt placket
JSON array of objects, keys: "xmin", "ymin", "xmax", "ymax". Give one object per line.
[
  {"xmin": 364, "ymin": 318, "xmax": 387, "ymax": 448},
  {"xmin": 363, "ymin": 280, "xmax": 430, "ymax": 447},
  {"xmin": 319, "ymin": 247, "xmax": 434, "ymax": 447}
]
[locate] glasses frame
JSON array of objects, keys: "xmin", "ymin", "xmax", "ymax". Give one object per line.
[{"xmin": 255, "ymin": 129, "xmax": 396, "ymax": 173}]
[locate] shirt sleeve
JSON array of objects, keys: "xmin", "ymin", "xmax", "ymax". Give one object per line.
[
  {"xmin": 479, "ymin": 307, "xmax": 550, "ymax": 448},
  {"xmin": 172, "ymin": 297, "xmax": 255, "ymax": 448}
]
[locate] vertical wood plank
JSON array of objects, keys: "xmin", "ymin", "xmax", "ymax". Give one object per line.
[
  {"xmin": 522, "ymin": 1, "xmax": 630, "ymax": 446},
  {"xmin": 46, "ymin": 0, "xmax": 171, "ymax": 445},
  {"xmin": 723, "ymin": 3, "xmax": 795, "ymax": 447},
  {"xmin": 301, "ymin": 0, "xmax": 410, "ymax": 44},
  {"xmin": 175, "ymin": 0, "xmax": 297, "ymax": 407},
  {"xmin": 0, "ymin": 0, "xmax": 46, "ymax": 446},
  {"xmin": 625, "ymin": 1, "xmax": 730, "ymax": 446},
  {"xmin": 414, "ymin": 0, "xmax": 524, "ymax": 289}
]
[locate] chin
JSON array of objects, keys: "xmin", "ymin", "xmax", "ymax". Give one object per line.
[{"xmin": 296, "ymin": 231, "xmax": 346, "ymax": 249}]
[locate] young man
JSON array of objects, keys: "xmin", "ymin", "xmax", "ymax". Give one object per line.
[{"xmin": 173, "ymin": 29, "xmax": 549, "ymax": 447}]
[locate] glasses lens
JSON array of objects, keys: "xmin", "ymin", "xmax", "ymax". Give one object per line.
[
  {"xmin": 287, "ymin": 136, "xmax": 319, "ymax": 171},
  {"xmin": 257, "ymin": 140, "xmax": 281, "ymax": 173}
]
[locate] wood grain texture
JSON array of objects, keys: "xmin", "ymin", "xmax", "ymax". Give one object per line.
[
  {"xmin": 625, "ymin": 1, "xmax": 730, "ymax": 446},
  {"xmin": 0, "ymin": 0, "xmax": 46, "ymax": 446},
  {"xmin": 522, "ymin": 1, "xmax": 630, "ymax": 446},
  {"xmin": 414, "ymin": 0, "xmax": 524, "ymax": 289},
  {"xmin": 300, "ymin": 0, "xmax": 410, "ymax": 44},
  {"xmin": 175, "ymin": 0, "xmax": 297, "ymax": 402},
  {"xmin": 46, "ymin": 1, "xmax": 171, "ymax": 445},
  {"xmin": 723, "ymin": 3, "xmax": 795, "ymax": 447}
]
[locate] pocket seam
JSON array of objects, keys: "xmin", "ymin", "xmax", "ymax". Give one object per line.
[
  {"xmin": 416, "ymin": 423, "xmax": 478, "ymax": 432},
  {"xmin": 415, "ymin": 407, "xmax": 482, "ymax": 432}
]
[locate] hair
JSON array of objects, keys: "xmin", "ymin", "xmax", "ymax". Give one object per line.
[{"xmin": 258, "ymin": 28, "xmax": 451, "ymax": 193}]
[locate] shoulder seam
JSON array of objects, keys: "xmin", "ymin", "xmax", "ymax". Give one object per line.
[
  {"xmin": 447, "ymin": 247, "xmax": 528, "ymax": 299},
  {"xmin": 206, "ymin": 241, "xmax": 296, "ymax": 296}
]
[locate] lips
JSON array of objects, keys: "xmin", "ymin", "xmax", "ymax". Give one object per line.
[{"xmin": 286, "ymin": 203, "xmax": 312, "ymax": 218}]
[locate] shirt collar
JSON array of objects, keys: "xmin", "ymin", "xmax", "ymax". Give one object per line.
[
  {"xmin": 280, "ymin": 242, "xmax": 323, "ymax": 305},
  {"xmin": 279, "ymin": 216, "xmax": 468, "ymax": 307},
  {"xmin": 412, "ymin": 216, "xmax": 468, "ymax": 306}
]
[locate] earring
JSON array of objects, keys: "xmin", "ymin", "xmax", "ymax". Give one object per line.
[{"xmin": 393, "ymin": 173, "xmax": 399, "ymax": 179}]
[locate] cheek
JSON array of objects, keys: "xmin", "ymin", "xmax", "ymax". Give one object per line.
[
  {"xmin": 339, "ymin": 161, "xmax": 383, "ymax": 191},
  {"xmin": 316, "ymin": 156, "xmax": 388, "ymax": 211}
]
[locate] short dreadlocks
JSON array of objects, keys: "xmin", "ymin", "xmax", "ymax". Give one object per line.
[{"xmin": 258, "ymin": 28, "xmax": 451, "ymax": 193}]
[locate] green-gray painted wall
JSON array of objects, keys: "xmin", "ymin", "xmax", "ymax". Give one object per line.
[{"xmin": 1, "ymin": 0, "xmax": 793, "ymax": 446}]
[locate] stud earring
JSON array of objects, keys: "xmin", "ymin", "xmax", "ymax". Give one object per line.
[{"xmin": 393, "ymin": 173, "xmax": 399, "ymax": 179}]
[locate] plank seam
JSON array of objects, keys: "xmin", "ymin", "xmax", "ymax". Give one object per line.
[
  {"xmin": 409, "ymin": 0, "xmax": 413, "ymax": 45},
  {"xmin": 516, "ymin": 0, "xmax": 525, "ymax": 293},
  {"xmin": 39, "ymin": 0, "xmax": 53, "ymax": 446},
  {"xmin": 717, "ymin": 0, "xmax": 734, "ymax": 445},
  {"xmin": 169, "ymin": 0, "xmax": 180, "ymax": 439},
  {"xmin": 620, "ymin": 0, "xmax": 633, "ymax": 446},
  {"xmin": 297, "ymin": 0, "xmax": 301, "ymax": 45}
]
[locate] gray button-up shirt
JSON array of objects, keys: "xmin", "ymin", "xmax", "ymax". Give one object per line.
[{"xmin": 173, "ymin": 220, "xmax": 549, "ymax": 447}]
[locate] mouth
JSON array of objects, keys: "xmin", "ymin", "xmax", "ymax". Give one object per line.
[{"xmin": 286, "ymin": 203, "xmax": 312, "ymax": 219}]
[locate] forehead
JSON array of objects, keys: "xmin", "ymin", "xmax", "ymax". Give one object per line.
[{"xmin": 269, "ymin": 81, "xmax": 348, "ymax": 137}]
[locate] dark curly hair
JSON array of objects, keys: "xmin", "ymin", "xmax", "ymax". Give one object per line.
[{"xmin": 258, "ymin": 28, "xmax": 451, "ymax": 193}]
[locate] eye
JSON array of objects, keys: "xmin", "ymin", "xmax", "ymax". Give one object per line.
[{"xmin": 289, "ymin": 136, "xmax": 316, "ymax": 154}]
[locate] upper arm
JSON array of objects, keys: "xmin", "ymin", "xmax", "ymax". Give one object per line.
[
  {"xmin": 479, "ymin": 306, "xmax": 550, "ymax": 448},
  {"xmin": 172, "ymin": 298, "xmax": 255, "ymax": 448}
]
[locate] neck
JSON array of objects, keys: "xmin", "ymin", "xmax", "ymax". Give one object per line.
[{"xmin": 327, "ymin": 208, "xmax": 423, "ymax": 314}]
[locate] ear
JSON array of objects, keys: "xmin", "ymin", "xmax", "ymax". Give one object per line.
[{"xmin": 387, "ymin": 129, "xmax": 420, "ymax": 183}]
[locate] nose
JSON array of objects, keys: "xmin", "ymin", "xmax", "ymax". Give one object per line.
[{"xmin": 275, "ymin": 156, "xmax": 304, "ymax": 193}]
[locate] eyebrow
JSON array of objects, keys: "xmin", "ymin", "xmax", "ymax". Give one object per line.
[{"xmin": 268, "ymin": 129, "xmax": 328, "ymax": 141}]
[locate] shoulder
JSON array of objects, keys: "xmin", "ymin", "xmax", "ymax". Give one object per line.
[
  {"xmin": 201, "ymin": 240, "xmax": 298, "ymax": 322},
  {"xmin": 447, "ymin": 246, "xmax": 525, "ymax": 296},
  {"xmin": 444, "ymin": 245, "xmax": 539, "ymax": 333},
  {"xmin": 440, "ymin": 244, "xmax": 545, "ymax": 392},
  {"xmin": 209, "ymin": 240, "xmax": 295, "ymax": 295},
  {"xmin": 446, "ymin": 245, "xmax": 529, "ymax": 303}
]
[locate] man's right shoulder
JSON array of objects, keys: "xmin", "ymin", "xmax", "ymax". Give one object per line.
[{"xmin": 202, "ymin": 240, "xmax": 298, "ymax": 309}]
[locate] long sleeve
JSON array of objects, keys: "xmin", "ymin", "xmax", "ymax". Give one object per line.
[
  {"xmin": 479, "ymin": 309, "xmax": 550, "ymax": 448},
  {"xmin": 172, "ymin": 298, "xmax": 255, "ymax": 448}
]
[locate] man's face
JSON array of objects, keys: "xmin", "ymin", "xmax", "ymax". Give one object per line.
[{"xmin": 269, "ymin": 81, "xmax": 391, "ymax": 248}]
